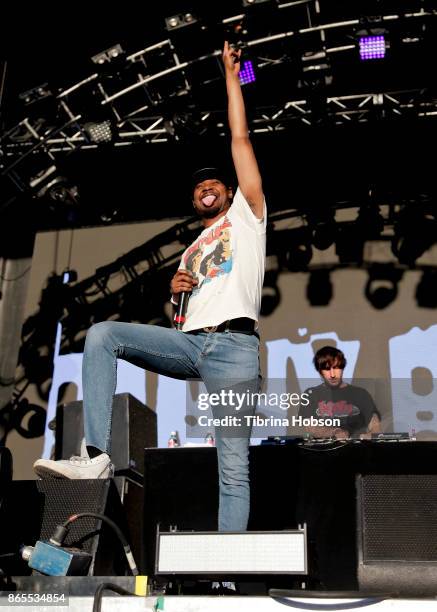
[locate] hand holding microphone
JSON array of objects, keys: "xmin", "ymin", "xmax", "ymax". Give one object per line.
[{"xmin": 171, "ymin": 270, "xmax": 198, "ymax": 330}]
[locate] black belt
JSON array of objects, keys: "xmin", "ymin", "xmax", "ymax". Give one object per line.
[{"xmin": 188, "ymin": 317, "xmax": 258, "ymax": 336}]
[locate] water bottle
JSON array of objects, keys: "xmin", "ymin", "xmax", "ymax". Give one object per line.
[
  {"xmin": 204, "ymin": 432, "xmax": 215, "ymax": 446},
  {"xmin": 168, "ymin": 431, "xmax": 180, "ymax": 448}
]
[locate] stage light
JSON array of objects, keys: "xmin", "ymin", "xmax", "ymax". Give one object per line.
[
  {"xmin": 356, "ymin": 205, "xmax": 384, "ymax": 239},
  {"xmin": 62, "ymin": 269, "xmax": 78, "ymax": 285},
  {"xmin": 83, "ymin": 120, "xmax": 113, "ymax": 144},
  {"xmin": 239, "ymin": 60, "xmax": 256, "ymax": 85},
  {"xmin": 18, "ymin": 84, "xmax": 57, "ymax": 124},
  {"xmin": 165, "ymin": 13, "xmax": 198, "ymax": 31},
  {"xmin": 285, "ymin": 228, "xmax": 312, "ymax": 271},
  {"xmin": 365, "ymin": 265, "xmax": 403, "ymax": 310},
  {"xmin": 415, "ymin": 270, "xmax": 437, "ymax": 308},
  {"xmin": 165, "ymin": 106, "xmax": 212, "ymax": 141},
  {"xmin": 19, "ymin": 84, "xmax": 52, "ymax": 106},
  {"xmin": 359, "ymin": 34, "xmax": 386, "ymax": 60},
  {"xmin": 312, "ymin": 223, "xmax": 335, "ymax": 250},
  {"xmin": 335, "ymin": 225, "xmax": 364, "ymax": 264},
  {"xmin": 309, "ymin": 211, "xmax": 336, "ymax": 251},
  {"xmin": 40, "ymin": 177, "xmax": 79, "ymax": 206},
  {"xmin": 91, "ymin": 44, "xmax": 124, "ymax": 66},
  {"xmin": 35, "ymin": 175, "xmax": 81, "ymax": 224},
  {"xmin": 392, "ymin": 207, "xmax": 437, "ymax": 265},
  {"xmin": 306, "ymin": 270, "xmax": 332, "ymax": 307},
  {"xmin": 299, "ymin": 50, "xmax": 333, "ymax": 89},
  {"xmin": 261, "ymin": 269, "xmax": 281, "ymax": 316},
  {"xmin": 312, "ymin": 224, "xmax": 335, "ymax": 250}
]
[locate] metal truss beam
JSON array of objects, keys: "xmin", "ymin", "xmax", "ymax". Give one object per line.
[
  {"xmin": 2, "ymin": 89, "xmax": 437, "ymax": 156},
  {"xmin": 1, "ymin": 5, "xmax": 436, "ymax": 206}
]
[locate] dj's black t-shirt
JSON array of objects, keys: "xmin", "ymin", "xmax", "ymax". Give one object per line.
[{"xmin": 299, "ymin": 383, "xmax": 380, "ymax": 434}]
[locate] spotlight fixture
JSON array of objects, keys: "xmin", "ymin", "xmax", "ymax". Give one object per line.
[
  {"xmin": 359, "ymin": 34, "xmax": 386, "ymax": 60},
  {"xmin": 392, "ymin": 206, "xmax": 437, "ymax": 265},
  {"xmin": 18, "ymin": 84, "xmax": 57, "ymax": 123},
  {"xmin": 309, "ymin": 210, "xmax": 336, "ymax": 251},
  {"xmin": 35, "ymin": 175, "xmax": 81, "ymax": 224},
  {"xmin": 261, "ymin": 269, "xmax": 281, "ymax": 316},
  {"xmin": 239, "ymin": 60, "xmax": 256, "ymax": 85},
  {"xmin": 91, "ymin": 44, "xmax": 124, "ymax": 66},
  {"xmin": 365, "ymin": 265, "xmax": 403, "ymax": 310},
  {"xmin": 356, "ymin": 205, "xmax": 384, "ymax": 240},
  {"xmin": 19, "ymin": 84, "xmax": 52, "ymax": 106},
  {"xmin": 286, "ymin": 228, "xmax": 313, "ymax": 271},
  {"xmin": 83, "ymin": 120, "xmax": 114, "ymax": 144},
  {"xmin": 299, "ymin": 50, "xmax": 333, "ymax": 89},
  {"xmin": 39, "ymin": 177, "xmax": 79, "ymax": 206},
  {"xmin": 62, "ymin": 269, "xmax": 78, "ymax": 285},
  {"xmin": 356, "ymin": 19, "xmax": 388, "ymax": 61},
  {"xmin": 335, "ymin": 224, "xmax": 364, "ymax": 264},
  {"xmin": 306, "ymin": 270, "xmax": 333, "ymax": 307},
  {"xmin": 165, "ymin": 106, "xmax": 212, "ymax": 141},
  {"xmin": 415, "ymin": 270, "xmax": 437, "ymax": 308},
  {"xmin": 165, "ymin": 13, "xmax": 198, "ymax": 31}
]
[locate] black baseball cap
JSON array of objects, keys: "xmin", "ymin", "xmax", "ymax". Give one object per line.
[{"xmin": 191, "ymin": 167, "xmax": 230, "ymax": 192}]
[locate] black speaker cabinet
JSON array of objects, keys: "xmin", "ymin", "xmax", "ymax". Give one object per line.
[
  {"xmin": 0, "ymin": 479, "xmax": 131, "ymax": 576},
  {"xmin": 357, "ymin": 474, "xmax": 437, "ymax": 596},
  {"xmin": 55, "ymin": 393, "xmax": 157, "ymax": 476}
]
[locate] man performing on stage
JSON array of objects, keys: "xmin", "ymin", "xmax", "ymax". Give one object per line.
[
  {"xmin": 34, "ymin": 41, "xmax": 266, "ymax": 532},
  {"xmin": 299, "ymin": 346, "xmax": 381, "ymax": 438}
]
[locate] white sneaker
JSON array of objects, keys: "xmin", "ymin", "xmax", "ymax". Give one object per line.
[{"xmin": 33, "ymin": 453, "xmax": 113, "ymax": 479}]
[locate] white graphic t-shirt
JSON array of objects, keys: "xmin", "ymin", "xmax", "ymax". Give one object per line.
[{"xmin": 179, "ymin": 188, "xmax": 267, "ymax": 332}]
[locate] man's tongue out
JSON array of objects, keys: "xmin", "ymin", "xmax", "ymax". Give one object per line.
[{"xmin": 202, "ymin": 195, "xmax": 216, "ymax": 207}]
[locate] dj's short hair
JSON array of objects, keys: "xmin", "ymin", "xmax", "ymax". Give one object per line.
[{"xmin": 313, "ymin": 346, "xmax": 347, "ymax": 372}]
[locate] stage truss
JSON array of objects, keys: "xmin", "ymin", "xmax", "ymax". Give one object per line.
[{"xmin": 1, "ymin": 2, "xmax": 436, "ymax": 212}]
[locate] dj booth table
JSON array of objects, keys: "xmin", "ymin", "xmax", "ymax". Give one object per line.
[{"xmin": 143, "ymin": 441, "xmax": 437, "ymax": 589}]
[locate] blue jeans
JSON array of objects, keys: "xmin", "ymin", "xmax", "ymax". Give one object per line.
[{"xmin": 82, "ymin": 321, "xmax": 260, "ymax": 531}]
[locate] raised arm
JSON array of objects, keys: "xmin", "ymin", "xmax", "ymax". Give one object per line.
[{"xmin": 223, "ymin": 41, "xmax": 264, "ymax": 219}]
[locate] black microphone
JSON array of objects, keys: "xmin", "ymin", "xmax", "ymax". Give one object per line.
[{"xmin": 174, "ymin": 291, "xmax": 190, "ymax": 331}]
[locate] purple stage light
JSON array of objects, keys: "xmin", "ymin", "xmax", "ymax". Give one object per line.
[
  {"xmin": 238, "ymin": 60, "xmax": 256, "ymax": 85},
  {"xmin": 359, "ymin": 35, "xmax": 386, "ymax": 60}
]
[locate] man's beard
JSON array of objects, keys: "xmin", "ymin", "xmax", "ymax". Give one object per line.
[
  {"xmin": 200, "ymin": 206, "xmax": 222, "ymax": 219},
  {"xmin": 198, "ymin": 200, "xmax": 229, "ymax": 219}
]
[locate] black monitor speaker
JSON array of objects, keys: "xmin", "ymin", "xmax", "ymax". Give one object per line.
[
  {"xmin": 55, "ymin": 393, "xmax": 156, "ymax": 476},
  {"xmin": 357, "ymin": 474, "xmax": 437, "ymax": 596}
]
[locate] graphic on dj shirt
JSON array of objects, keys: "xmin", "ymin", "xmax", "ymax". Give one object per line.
[
  {"xmin": 316, "ymin": 400, "xmax": 360, "ymax": 417},
  {"xmin": 183, "ymin": 216, "xmax": 233, "ymax": 296}
]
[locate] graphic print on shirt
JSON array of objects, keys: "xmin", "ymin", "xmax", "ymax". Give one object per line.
[
  {"xmin": 316, "ymin": 400, "xmax": 360, "ymax": 417},
  {"xmin": 183, "ymin": 216, "xmax": 233, "ymax": 297}
]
